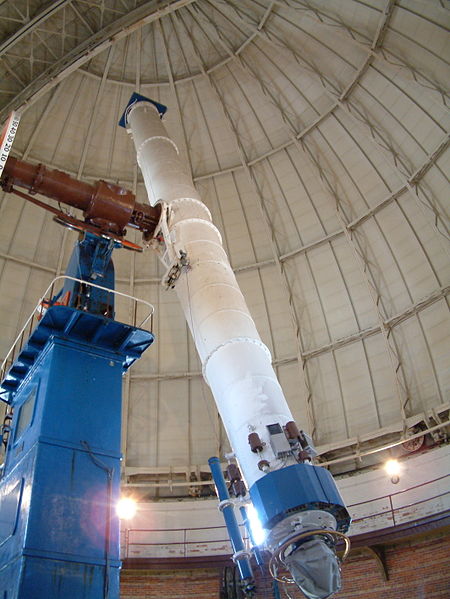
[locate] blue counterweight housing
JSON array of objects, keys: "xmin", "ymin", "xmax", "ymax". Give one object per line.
[{"xmin": 249, "ymin": 463, "xmax": 351, "ymax": 533}]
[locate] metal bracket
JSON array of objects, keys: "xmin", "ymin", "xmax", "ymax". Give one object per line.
[
  {"xmin": 299, "ymin": 429, "xmax": 318, "ymax": 458},
  {"xmin": 162, "ymin": 249, "xmax": 189, "ymax": 289},
  {"xmin": 148, "ymin": 203, "xmax": 190, "ymax": 289}
]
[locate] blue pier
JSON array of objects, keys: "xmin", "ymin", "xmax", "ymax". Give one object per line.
[
  {"xmin": 0, "ymin": 297, "xmax": 154, "ymax": 598},
  {"xmin": 0, "ymin": 234, "xmax": 154, "ymax": 599}
]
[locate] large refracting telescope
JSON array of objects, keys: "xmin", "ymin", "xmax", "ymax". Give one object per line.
[{"xmin": 121, "ymin": 94, "xmax": 351, "ymax": 599}]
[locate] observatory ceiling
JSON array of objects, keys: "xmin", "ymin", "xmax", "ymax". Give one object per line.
[{"xmin": 0, "ymin": 0, "xmax": 449, "ymax": 497}]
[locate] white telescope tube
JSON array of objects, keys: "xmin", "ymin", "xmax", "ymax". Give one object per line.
[{"xmin": 126, "ymin": 100, "xmax": 295, "ymax": 488}]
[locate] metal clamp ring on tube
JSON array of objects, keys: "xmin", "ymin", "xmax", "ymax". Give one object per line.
[
  {"xmin": 218, "ymin": 499, "xmax": 235, "ymax": 512},
  {"xmin": 232, "ymin": 549, "xmax": 252, "ymax": 564}
]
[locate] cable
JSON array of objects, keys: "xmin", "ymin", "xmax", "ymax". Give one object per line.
[{"xmin": 81, "ymin": 440, "xmax": 113, "ymax": 599}]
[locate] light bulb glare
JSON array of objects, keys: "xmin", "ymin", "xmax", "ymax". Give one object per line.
[
  {"xmin": 384, "ymin": 459, "xmax": 401, "ymax": 477},
  {"xmin": 116, "ymin": 497, "xmax": 137, "ymax": 520},
  {"xmin": 246, "ymin": 504, "xmax": 266, "ymax": 545}
]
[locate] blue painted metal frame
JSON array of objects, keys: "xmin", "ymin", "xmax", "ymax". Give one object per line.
[
  {"xmin": 118, "ymin": 93, "xmax": 167, "ymax": 128},
  {"xmin": 60, "ymin": 233, "xmax": 117, "ymax": 317},
  {"xmin": 0, "ymin": 306, "xmax": 154, "ymax": 598},
  {"xmin": 208, "ymin": 457, "xmax": 254, "ymax": 587},
  {"xmin": 1, "ymin": 306, "xmax": 153, "ymax": 403}
]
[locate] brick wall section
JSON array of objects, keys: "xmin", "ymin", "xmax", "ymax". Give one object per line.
[
  {"xmin": 120, "ymin": 568, "xmax": 221, "ymax": 599},
  {"xmin": 336, "ymin": 533, "xmax": 450, "ymax": 599},
  {"xmin": 120, "ymin": 532, "xmax": 450, "ymax": 598}
]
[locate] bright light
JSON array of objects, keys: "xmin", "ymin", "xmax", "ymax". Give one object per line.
[
  {"xmin": 116, "ymin": 497, "xmax": 137, "ymax": 520},
  {"xmin": 384, "ymin": 458, "xmax": 402, "ymax": 483},
  {"xmin": 246, "ymin": 504, "xmax": 266, "ymax": 546},
  {"xmin": 384, "ymin": 458, "xmax": 401, "ymax": 477}
]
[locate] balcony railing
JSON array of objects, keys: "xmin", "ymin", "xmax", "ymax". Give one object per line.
[
  {"xmin": 0, "ymin": 275, "xmax": 155, "ymax": 388},
  {"xmin": 121, "ymin": 472, "xmax": 450, "ymax": 559}
]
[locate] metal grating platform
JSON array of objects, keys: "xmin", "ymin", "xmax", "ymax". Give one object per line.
[{"xmin": 0, "ymin": 305, "xmax": 154, "ymax": 401}]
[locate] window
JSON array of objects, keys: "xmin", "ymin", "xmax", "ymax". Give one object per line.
[{"xmin": 14, "ymin": 386, "xmax": 37, "ymax": 441}]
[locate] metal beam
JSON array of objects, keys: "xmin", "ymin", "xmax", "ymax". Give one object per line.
[
  {"xmin": 278, "ymin": 0, "xmax": 448, "ymax": 101},
  {"xmin": 0, "ymin": 136, "xmax": 441, "ymax": 283},
  {"xmin": 301, "ymin": 140, "xmax": 411, "ymax": 424},
  {"xmin": 70, "ymin": 2, "xmax": 95, "ymax": 36},
  {"xmin": 0, "ymin": 0, "xmax": 197, "ymax": 122},
  {"xmin": 372, "ymin": 0, "xmax": 397, "ymax": 51},
  {"xmin": 0, "ymin": 249, "xmax": 56, "ymax": 274},
  {"xmin": 127, "ymin": 286, "xmax": 449, "ymax": 379},
  {"xmin": 0, "ymin": 0, "xmax": 72, "ymax": 57},
  {"xmin": 221, "ymin": 2, "xmax": 449, "ymax": 260},
  {"xmin": 121, "ymin": 415, "xmax": 450, "ymax": 484},
  {"xmin": 77, "ymin": 45, "xmax": 115, "ymax": 177}
]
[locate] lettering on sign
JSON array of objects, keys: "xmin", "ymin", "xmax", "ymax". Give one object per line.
[{"xmin": 0, "ymin": 112, "xmax": 21, "ymax": 175}]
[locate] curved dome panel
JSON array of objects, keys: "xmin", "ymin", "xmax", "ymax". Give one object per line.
[{"xmin": 0, "ymin": 0, "xmax": 448, "ymax": 496}]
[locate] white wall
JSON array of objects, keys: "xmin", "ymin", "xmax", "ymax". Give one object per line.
[{"xmin": 121, "ymin": 444, "xmax": 450, "ymax": 558}]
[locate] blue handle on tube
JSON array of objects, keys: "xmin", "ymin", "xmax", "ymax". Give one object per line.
[{"xmin": 208, "ymin": 457, "xmax": 254, "ymax": 583}]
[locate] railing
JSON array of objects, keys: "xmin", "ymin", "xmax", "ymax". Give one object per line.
[
  {"xmin": 122, "ymin": 473, "xmax": 450, "ymax": 559},
  {"xmin": 123, "ymin": 525, "xmax": 243, "ymax": 559},
  {"xmin": 0, "ymin": 275, "xmax": 155, "ymax": 387},
  {"xmin": 348, "ymin": 473, "xmax": 449, "ymax": 531}
]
